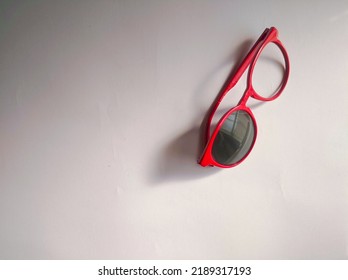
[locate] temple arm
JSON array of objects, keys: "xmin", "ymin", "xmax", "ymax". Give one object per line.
[{"xmin": 203, "ymin": 28, "xmax": 272, "ymax": 144}]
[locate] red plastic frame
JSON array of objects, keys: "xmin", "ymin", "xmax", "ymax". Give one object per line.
[{"xmin": 199, "ymin": 27, "xmax": 290, "ymax": 168}]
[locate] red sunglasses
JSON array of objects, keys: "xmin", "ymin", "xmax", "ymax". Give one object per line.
[{"xmin": 199, "ymin": 27, "xmax": 290, "ymax": 168}]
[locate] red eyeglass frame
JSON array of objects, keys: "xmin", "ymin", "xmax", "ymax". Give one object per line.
[{"xmin": 199, "ymin": 27, "xmax": 290, "ymax": 168}]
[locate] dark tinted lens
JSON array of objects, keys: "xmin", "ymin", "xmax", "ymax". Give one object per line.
[{"xmin": 212, "ymin": 110, "xmax": 255, "ymax": 165}]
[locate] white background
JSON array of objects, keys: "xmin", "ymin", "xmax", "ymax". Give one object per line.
[
  {"xmin": 1, "ymin": 260, "xmax": 348, "ymax": 279},
  {"xmin": 0, "ymin": 0, "xmax": 347, "ymax": 259}
]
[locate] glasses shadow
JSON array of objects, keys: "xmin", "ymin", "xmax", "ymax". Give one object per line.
[{"xmin": 149, "ymin": 127, "xmax": 220, "ymax": 186}]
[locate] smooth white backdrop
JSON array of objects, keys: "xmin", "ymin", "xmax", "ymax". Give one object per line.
[{"xmin": 1, "ymin": 0, "xmax": 347, "ymax": 259}]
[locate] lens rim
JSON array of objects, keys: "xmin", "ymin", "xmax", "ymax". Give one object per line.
[
  {"xmin": 199, "ymin": 105, "xmax": 257, "ymax": 168},
  {"xmin": 247, "ymin": 40, "xmax": 290, "ymax": 102},
  {"xmin": 249, "ymin": 42, "xmax": 287, "ymax": 100}
]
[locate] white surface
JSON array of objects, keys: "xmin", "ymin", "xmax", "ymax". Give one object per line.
[{"xmin": 0, "ymin": 0, "xmax": 347, "ymax": 259}]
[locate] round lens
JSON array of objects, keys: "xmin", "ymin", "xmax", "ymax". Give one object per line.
[
  {"xmin": 252, "ymin": 43, "xmax": 286, "ymax": 99},
  {"xmin": 212, "ymin": 110, "xmax": 255, "ymax": 165}
]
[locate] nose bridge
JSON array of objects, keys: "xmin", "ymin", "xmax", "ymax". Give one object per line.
[{"xmin": 239, "ymin": 86, "xmax": 255, "ymax": 106}]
